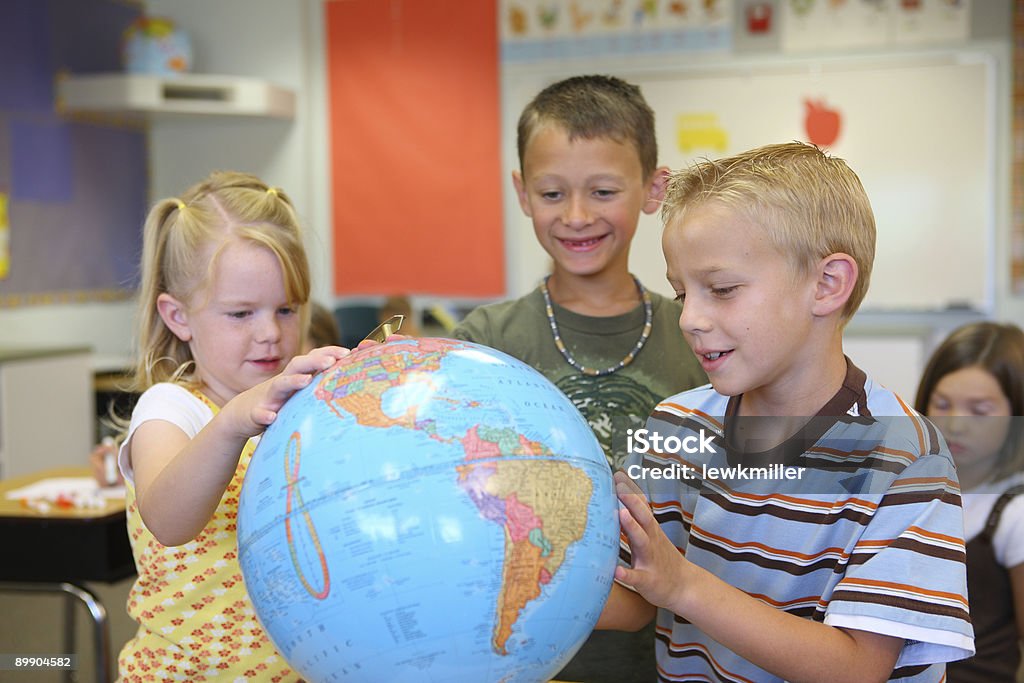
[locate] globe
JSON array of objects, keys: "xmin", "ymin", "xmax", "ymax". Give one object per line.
[{"xmin": 237, "ymin": 337, "xmax": 619, "ymax": 683}]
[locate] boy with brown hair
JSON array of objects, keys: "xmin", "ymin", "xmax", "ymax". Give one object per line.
[
  {"xmin": 604, "ymin": 142, "xmax": 975, "ymax": 681},
  {"xmin": 452, "ymin": 74, "xmax": 706, "ymax": 682},
  {"xmin": 453, "ymin": 74, "xmax": 705, "ymax": 468}
]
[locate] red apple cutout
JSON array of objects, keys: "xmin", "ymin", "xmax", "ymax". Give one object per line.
[{"xmin": 804, "ymin": 99, "xmax": 842, "ymax": 148}]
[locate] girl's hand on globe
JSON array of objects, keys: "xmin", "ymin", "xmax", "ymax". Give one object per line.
[
  {"xmin": 232, "ymin": 346, "xmax": 350, "ymax": 435},
  {"xmin": 613, "ymin": 470, "xmax": 693, "ymax": 615}
]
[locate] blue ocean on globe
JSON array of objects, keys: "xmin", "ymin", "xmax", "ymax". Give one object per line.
[{"xmin": 237, "ymin": 337, "xmax": 619, "ymax": 682}]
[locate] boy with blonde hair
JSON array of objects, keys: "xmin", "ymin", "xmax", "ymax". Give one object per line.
[{"xmin": 603, "ymin": 142, "xmax": 974, "ymax": 681}]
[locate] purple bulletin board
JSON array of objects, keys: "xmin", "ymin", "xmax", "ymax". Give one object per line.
[{"xmin": 0, "ymin": 0, "xmax": 148, "ymax": 306}]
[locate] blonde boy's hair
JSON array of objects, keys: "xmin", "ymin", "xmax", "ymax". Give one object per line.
[
  {"xmin": 517, "ymin": 74, "xmax": 658, "ymax": 180},
  {"xmin": 132, "ymin": 171, "xmax": 311, "ymax": 391},
  {"xmin": 662, "ymin": 142, "xmax": 875, "ymax": 319}
]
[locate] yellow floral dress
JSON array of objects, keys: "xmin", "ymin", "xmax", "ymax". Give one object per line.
[{"xmin": 117, "ymin": 387, "xmax": 298, "ymax": 682}]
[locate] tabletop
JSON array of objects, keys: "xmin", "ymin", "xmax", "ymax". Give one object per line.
[
  {"xmin": 0, "ymin": 466, "xmax": 125, "ymax": 519},
  {"xmin": 0, "ymin": 467, "xmax": 133, "ymax": 583}
]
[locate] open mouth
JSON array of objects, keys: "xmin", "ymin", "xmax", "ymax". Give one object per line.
[
  {"xmin": 697, "ymin": 349, "xmax": 733, "ymax": 369},
  {"xmin": 559, "ymin": 235, "xmax": 607, "ymax": 251}
]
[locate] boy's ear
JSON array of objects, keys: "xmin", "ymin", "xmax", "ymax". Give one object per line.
[
  {"xmin": 811, "ymin": 253, "xmax": 857, "ymax": 317},
  {"xmin": 511, "ymin": 170, "xmax": 532, "ymax": 218},
  {"xmin": 642, "ymin": 166, "xmax": 671, "ymax": 215},
  {"xmin": 157, "ymin": 293, "xmax": 193, "ymax": 342}
]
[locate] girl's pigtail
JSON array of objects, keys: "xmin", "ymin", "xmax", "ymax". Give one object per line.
[{"xmin": 133, "ymin": 196, "xmax": 191, "ymax": 392}]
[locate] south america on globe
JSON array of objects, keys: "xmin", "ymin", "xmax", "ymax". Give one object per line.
[{"xmin": 237, "ymin": 337, "xmax": 620, "ymax": 682}]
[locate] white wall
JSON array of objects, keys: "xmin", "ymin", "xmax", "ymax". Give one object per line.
[
  {"xmin": 146, "ymin": 0, "xmax": 332, "ymax": 304},
  {"xmin": 0, "ymin": 0, "xmax": 1019, "ymax": 375},
  {"xmin": 0, "ymin": 302, "xmax": 133, "ymax": 367}
]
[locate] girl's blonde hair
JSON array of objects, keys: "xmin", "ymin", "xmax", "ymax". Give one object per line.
[
  {"xmin": 131, "ymin": 171, "xmax": 311, "ymax": 392},
  {"xmin": 914, "ymin": 321, "xmax": 1024, "ymax": 484}
]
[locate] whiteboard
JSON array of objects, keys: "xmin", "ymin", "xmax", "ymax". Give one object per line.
[
  {"xmin": 501, "ymin": 52, "xmax": 996, "ymax": 312},
  {"xmin": 843, "ymin": 333, "xmax": 929, "ymax": 402}
]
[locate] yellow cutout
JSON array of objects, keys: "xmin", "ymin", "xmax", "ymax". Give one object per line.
[
  {"xmin": 676, "ymin": 113, "xmax": 729, "ymax": 154},
  {"xmin": 0, "ymin": 192, "xmax": 9, "ymax": 280}
]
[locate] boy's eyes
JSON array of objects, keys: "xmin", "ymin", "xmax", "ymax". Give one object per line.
[
  {"xmin": 535, "ymin": 188, "xmax": 619, "ymax": 200},
  {"xmin": 673, "ymin": 285, "xmax": 738, "ymax": 302}
]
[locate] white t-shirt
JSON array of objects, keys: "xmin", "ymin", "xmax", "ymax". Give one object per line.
[
  {"xmin": 117, "ymin": 383, "xmax": 213, "ymax": 484},
  {"xmin": 962, "ymin": 472, "xmax": 1024, "ymax": 568}
]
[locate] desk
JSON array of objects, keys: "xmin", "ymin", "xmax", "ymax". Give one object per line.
[{"xmin": 0, "ymin": 467, "xmax": 134, "ymax": 683}]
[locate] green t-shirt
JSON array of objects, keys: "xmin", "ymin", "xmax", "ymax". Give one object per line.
[{"xmin": 451, "ymin": 286, "xmax": 707, "ymax": 469}]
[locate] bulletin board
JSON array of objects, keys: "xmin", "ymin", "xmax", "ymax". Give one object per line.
[
  {"xmin": 0, "ymin": 0, "xmax": 148, "ymax": 307},
  {"xmin": 326, "ymin": 0, "xmax": 504, "ymax": 299},
  {"xmin": 502, "ymin": 51, "xmax": 996, "ymax": 312}
]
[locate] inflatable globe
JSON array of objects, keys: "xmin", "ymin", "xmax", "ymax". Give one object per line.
[{"xmin": 238, "ymin": 337, "xmax": 619, "ymax": 682}]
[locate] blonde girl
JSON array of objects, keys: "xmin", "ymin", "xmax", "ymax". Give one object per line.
[
  {"xmin": 915, "ymin": 321, "xmax": 1024, "ymax": 683},
  {"xmin": 117, "ymin": 171, "xmax": 347, "ymax": 681}
]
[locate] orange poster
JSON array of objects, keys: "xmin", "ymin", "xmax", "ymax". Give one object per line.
[{"xmin": 326, "ymin": 0, "xmax": 504, "ymax": 297}]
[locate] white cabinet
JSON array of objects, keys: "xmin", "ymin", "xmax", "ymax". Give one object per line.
[
  {"xmin": 0, "ymin": 348, "xmax": 94, "ymax": 479},
  {"xmin": 57, "ymin": 73, "xmax": 295, "ymax": 119}
]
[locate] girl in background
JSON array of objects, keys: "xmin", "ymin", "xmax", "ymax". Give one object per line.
[
  {"xmin": 915, "ymin": 321, "xmax": 1024, "ymax": 682},
  {"xmin": 116, "ymin": 171, "xmax": 347, "ymax": 681},
  {"xmin": 307, "ymin": 300, "xmax": 343, "ymax": 350}
]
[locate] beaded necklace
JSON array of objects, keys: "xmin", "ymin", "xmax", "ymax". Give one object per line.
[{"xmin": 540, "ymin": 275, "xmax": 653, "ymax": 377}]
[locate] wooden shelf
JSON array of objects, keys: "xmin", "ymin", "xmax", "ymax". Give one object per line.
[{"xmin": 56, "ymin": 73, "xmax": 295, "ymax": 119}]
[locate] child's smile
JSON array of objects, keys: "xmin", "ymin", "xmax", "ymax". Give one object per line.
[
  {"xmin": 663, "ymin": 201, "xmax": 830, "ymax": 413},
  {"xmin": 249, "ymin": 355, "xmax": 285, "ymax": 373},
  {"xmin": 514, "ymin": 124, "xmax": 660, "ymax": 281},
  {"xmin": 559, "ymin": 233, "xmax": 609, "ymax": 251},
  {"xmin": 694, "ymin": 348, "xmax": 734, "ymax": 373}
]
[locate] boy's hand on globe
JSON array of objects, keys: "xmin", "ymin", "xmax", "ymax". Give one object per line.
[{"xmin": 613, "ymin": 470, "xmax": 691, "ymax": 613}]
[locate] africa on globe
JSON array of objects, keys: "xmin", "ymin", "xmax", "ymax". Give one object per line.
[{"xmin": 237, "ymin": 337, "xmax": 619, "ymax": 682}]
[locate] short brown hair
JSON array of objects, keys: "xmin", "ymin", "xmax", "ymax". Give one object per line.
[{"xmin": 517, "ymin": 75, "xmax": 657, "ymax": 180}]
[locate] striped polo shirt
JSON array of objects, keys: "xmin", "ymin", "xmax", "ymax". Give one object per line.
[{"xmin": 622, "ymin": 361, "xmax": 974, "ymax": 682}]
